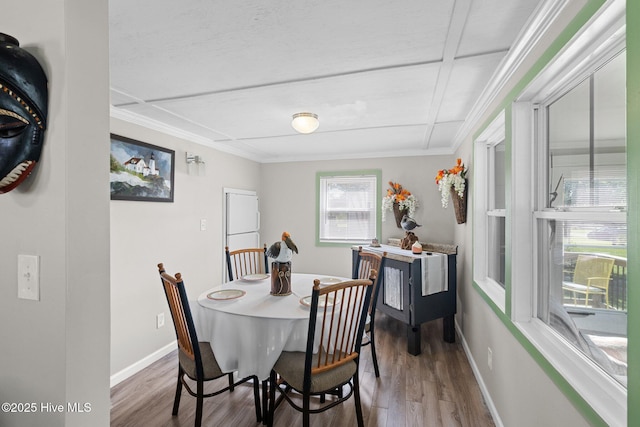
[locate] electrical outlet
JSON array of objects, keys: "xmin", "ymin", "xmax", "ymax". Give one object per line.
[
  {"xmin": 488, "ymin": 347, "xmax": 493, "ymax": 371},
  {"xmin": 156, "ymin": 313, "xmax": 165, "ymax": 329},
  {"xmin": 200, "ymin": 219, "xmax": 207, "ymax": 231}
]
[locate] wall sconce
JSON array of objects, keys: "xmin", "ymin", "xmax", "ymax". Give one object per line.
[
  {"xmin": 186, "ymin": 153, "xmax": 205, "ymax": 165},
  {"xmin": 186, "ymin": 152, "xmax": 205, "ymax": 175}
]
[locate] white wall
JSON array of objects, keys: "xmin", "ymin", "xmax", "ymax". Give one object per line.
[
  {"xmin": 109, "ymin": 119, "xmax": 262, "ymax": 376},
  {"xmin": 259, "ymin": 155, "xmax": 457, "ymax": 277},
  {"xmin": 0, "ymin": 1, "xmax": 111, "ymax": 426}
]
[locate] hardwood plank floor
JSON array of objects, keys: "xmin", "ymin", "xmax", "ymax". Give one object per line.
[{"xmin": 110, "ymin": 313, "xmax": 495, "ymax": 427}]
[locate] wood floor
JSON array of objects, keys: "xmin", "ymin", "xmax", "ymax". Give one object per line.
[{"xmin": 110, "ymin": 313, "xmax": 495, "ymax": 427}]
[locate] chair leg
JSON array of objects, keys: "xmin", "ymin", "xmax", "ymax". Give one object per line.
[
  {"xmin": 195, "ymin": 379, "xmax": 204, "ymax": 427},
  {"xmin": 370, "ymin": 328, "xmax": 380, "ymax": 378},
  {"xmin": 267, "ymin": 370, "xmax": 276, "ymax": 427},
  {"xmin": 262, "ymin": 380, "xmax": 268, "ymax": 425},
  {"xmin": 353, "ymin": 372, "xmax": 365, "ymax": 427},
  {"xmin": 172, "ymin": 367, "xmax": 183, "ymax": 416},
  {"xmin": 228, "ymin": 372, "xmax": 235, "ymax": 392},
  {"xmin": 252, "ymin": 377, "xmax": 262, "ymax": 423},
  {"xmin": 303, "ymin": 392, "xmax": 310, "ymax": 427}
]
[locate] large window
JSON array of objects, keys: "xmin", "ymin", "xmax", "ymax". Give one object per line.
[
  {"xmin": 536, "ymin": 52, "xmax": 627, "ymax": 386},
  {"xmin": 317, "ymin": 171, "xmax": 381, "ymax": 244},
  {"xmin": 507, "ymin": 9, "xmax": 627, "ymax": 421}
]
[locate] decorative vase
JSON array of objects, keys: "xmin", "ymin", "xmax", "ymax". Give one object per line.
[
  {"xmin": 392, "ymin": 202, "xmax": 404, "ymax": 228},
  {"xmin": 450, "ymin": 181, "xmax": 468, "ymax": 224},
  {"xmin": 270, "ymin": 262, "xmax": 292, "ymax": 296}
]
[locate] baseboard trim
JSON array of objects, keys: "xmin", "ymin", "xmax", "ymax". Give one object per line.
[
  {"xmin": 455, "ymin": 320, "xmax": 504, "ymax": 427},
  {"xmin": 110, "ymin": 341, "xmax": 176, "ymax": 388}
]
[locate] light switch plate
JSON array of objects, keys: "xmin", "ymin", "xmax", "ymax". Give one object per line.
[{"xmin": 18, "ymin": 254, "xmax": 39, "ymax": 301}]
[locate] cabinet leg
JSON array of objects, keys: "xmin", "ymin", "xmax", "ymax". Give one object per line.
[
  {"xmin": 443, "ymin": 315, "xmax": 455, "ymax": 343},
  {"xmin": 407, "ymin": 325, "xmax": 421, "ymax": 355}
]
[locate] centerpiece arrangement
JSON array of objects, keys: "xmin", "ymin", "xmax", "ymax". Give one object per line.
[
  {"xmin": 435, "ymin": 158, "xmax": 468, "ymax": 224},
  {"xmin": 382, "ymin": 181, "xmax": 418, "ymax": 228}
]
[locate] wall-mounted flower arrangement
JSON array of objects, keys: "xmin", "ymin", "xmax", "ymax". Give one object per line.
[
  {"xmin": 435, "ymin": 159, "xmax": 467, "ymax": 223},
  {"xmin": 382, "ymin": 181, "xmax": 418, "ymax": 227}
]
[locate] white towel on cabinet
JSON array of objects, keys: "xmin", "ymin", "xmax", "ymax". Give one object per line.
[{"xmin": 422, "ymin": 254, "xmax": 448, "ymax": 296}]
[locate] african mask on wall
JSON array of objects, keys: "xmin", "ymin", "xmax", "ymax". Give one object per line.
[{"xmin": 0, "ymin": 33, "xmax": 48, "ymax": 194}]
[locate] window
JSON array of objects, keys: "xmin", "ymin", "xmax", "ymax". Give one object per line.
[
  {"xmin": 474, "ymin": 112, "xmax": 506, "ymax": 309},
  {"xmin": 536, "ymin": 52, "xmax": 627, "ymax": 386},
  {"xmin": 317, "ymin": 170, "xmax": 381, "ymax": 245},
  {"xmin": 510, "ymin": 7, "xmax": 627, "ymax": 422},
  {"xmin": 488, "ymin": 140, "xmax": 506, "ymax": 287}
]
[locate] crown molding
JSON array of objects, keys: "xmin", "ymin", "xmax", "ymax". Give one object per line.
[
  {"xmin": 451, "ymin": 0, "xmax": 570, "ymax": 150},
  {"xmin": 109, "ymin": 106, "xmax": 261, "ymax": 161}
]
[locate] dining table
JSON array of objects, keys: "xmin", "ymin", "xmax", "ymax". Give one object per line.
[{"xmin": 192, "ymin": 272, "xmax": 350, "ymax": 382}]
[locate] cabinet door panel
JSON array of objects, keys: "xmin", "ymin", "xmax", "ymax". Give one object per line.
[{"xmin": 378, "ymin": 258, "xmax": 411, "ymax": 324}]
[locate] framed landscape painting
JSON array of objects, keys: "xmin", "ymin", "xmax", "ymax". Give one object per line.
[{"xmin": 110, "ymin": 134, "xmax": 175, "ymax": 202}]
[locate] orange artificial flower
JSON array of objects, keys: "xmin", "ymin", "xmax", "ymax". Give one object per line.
[
  {"xmin": 382, "ymin": 181, "xmax": 418, "ymax": 220},
  {"xmin": 435, "ymin": 159, "xmax": 466, "ymax": 183},
  {"xmin": 435, "ymin": 158, "xmax": 467, "ymax": 208}
]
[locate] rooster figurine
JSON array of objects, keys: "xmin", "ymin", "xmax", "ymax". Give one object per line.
[{"xmin": 267, "ymin": 231, "xmax": 299, "ymax": 263}]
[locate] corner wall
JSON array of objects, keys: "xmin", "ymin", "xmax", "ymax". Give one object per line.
[{"xmin": 0, "ymin": 1, "xmax": 111, "ymax": 426}]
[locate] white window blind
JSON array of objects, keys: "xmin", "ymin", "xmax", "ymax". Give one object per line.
[{"xmin": 318, "ymin": 174, "xmax": 378, "ymax": 243}]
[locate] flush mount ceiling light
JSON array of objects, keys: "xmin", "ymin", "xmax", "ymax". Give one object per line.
[{"xmin": 291, "ymin": 112, "xmax": 319, "ymax": 134}]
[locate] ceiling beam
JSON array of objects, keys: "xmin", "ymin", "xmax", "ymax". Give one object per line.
[{"xmin": 422, "ymin": 0, "xmax": 472, "ymax": 149}]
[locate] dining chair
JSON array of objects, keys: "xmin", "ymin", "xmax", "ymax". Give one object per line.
[
  {"xmin": 267, "ymin": 272, "xmax": 376, "ymax": 427},
  {"xmin": 562, "ymin": 255, "xmax": 615, "ymax": 307},
  {"xmin": 354, "ymin": 246, "xmax": 386, "ymax": 378},
  {"xmin": 157, "ymin": 263, "xmax": 262, "ymax": 427},
  {"xmin": 225, "ymin": 244, "xmax": 269, "ymax": 282}
]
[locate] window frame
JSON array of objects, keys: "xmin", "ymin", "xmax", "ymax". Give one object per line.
[
  {"xmin": 473, "ymin": 110, "xmax": 507, "ymax": 312},
  {"xmin": 315, "ymin": 169, "xmax": 382, "ymax": 247},
  {"xmin": 487, "ymin": 139, "xmax": 506, "ymax": 288},
  {"xmin": 510, "ymin": 4, "xmax": 627, "ymax": 424}
]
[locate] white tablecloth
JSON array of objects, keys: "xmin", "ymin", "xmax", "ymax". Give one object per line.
[{"xmin": 193, "ymin": 273, "xmax": 347, "ymax": 380}]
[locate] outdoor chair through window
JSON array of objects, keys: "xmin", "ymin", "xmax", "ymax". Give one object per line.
[{"xmin": 562, "ymin": 254, "xmax": 615, "ymax": 307}]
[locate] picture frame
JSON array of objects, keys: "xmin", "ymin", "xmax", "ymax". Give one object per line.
[{"xmin": 110, "ymin": 134, "xmax": 175, "ymax": 202}]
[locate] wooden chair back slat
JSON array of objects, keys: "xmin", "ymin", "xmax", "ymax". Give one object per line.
[
  {"xmin": 158, "ymin": 265, "xmax": 195, "ymax": 360},
  {"xmin": 309, "ymin": 273, "xmax": 375, "ymax": 376},
  {"xmin": 356, "ymin": 247, "xmax": 384, "ymax": 314},
  {"xmin": 225, "ymin": 245, "xmax": 268, "ymax": 281}
]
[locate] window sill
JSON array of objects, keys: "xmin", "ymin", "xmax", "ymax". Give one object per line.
[
  {"xmin": 474, "ymin": 277, "xmax": 506, "ymax": 313},
  {"xmin": 515, "ymin": 319, "xmax": 626, "ymax": 427}
]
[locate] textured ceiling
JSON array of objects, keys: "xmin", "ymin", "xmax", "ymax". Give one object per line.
[{"xmin": 109, "ymin": 0, "xmax": 542, "ymax": 163}]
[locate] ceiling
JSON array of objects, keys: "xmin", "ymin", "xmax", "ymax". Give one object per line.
[{"xmin": 109, "ymin": 0, "xmax": 542, "ymax": 163}]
